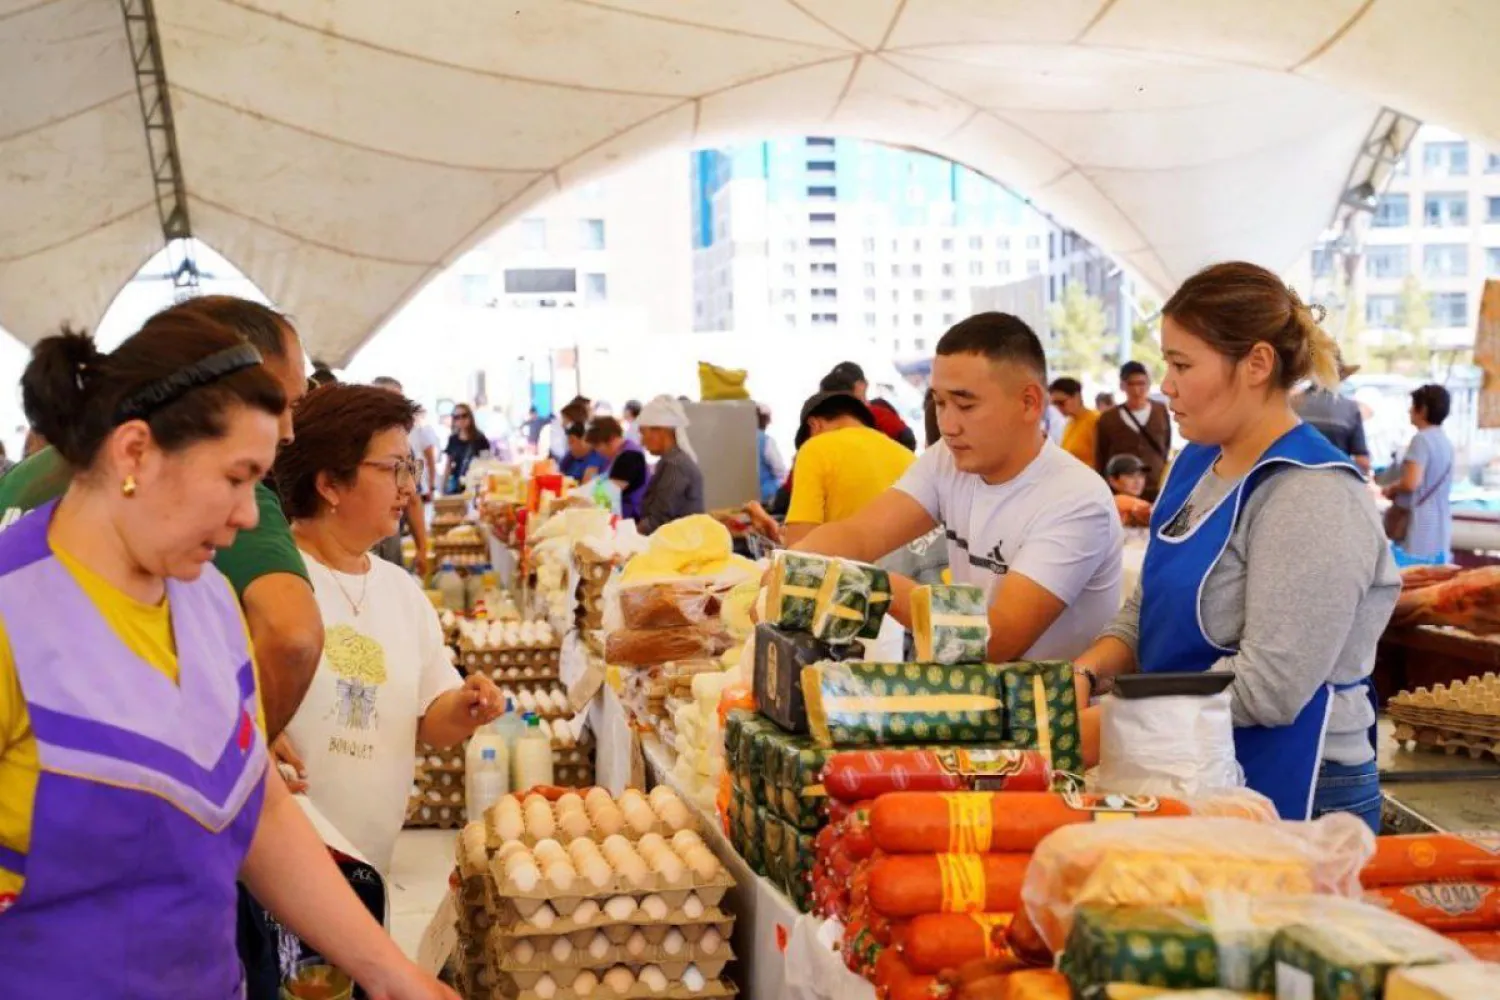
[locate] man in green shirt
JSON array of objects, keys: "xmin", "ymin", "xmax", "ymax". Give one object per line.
[{"xmin": 0, "ymin": 296, "xmax": 323, "ymax": 738}]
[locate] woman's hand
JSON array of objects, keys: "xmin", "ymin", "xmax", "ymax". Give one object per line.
[
  {"xmin": 271, "ymin": 733, "xmax": 309, "ymax": 794},
  {"xmin": 362, "ymin": 958, "xmax": 461, "ymax": 1000}
]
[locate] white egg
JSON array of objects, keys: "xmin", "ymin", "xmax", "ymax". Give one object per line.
[
  {"xmin": 532, "ymin": 838, "xmax": 565, "ymax": 864},
  {"xmin": 671, "ymin": 830, "xmax": 703, "ymax": 853},
  {"xmin": 624, "ymin": 802, "xmax": 656, "ymax": 836},
  {"xmin": 665, "ymin": 929, "xmax": 689, "ymax": 956},
  {"xmin": 652, "ymin": 852, "xmax": 684, "ymax": 884},
  {"xmin": 588, "ymin": 931, "xmax": 611, "ymax": 960},
  {"xmin": 618, "ymin": 857, "xmax": 650, "ymax": 888},
  {"xmin": 639, "ymin": 966, "xmax": 668, "ymax": 994},
  {"xmin": 636, "ymin": 833, "xmax": 667, "ymax": 860},
  {"xmin": 538, "ymin": 719, "xmax": 554, "ymax": 740},
  {"xmin": 546, "ymin": 860, "xmax": 576, "ymax": 892},
  {"xmin": 682, "ymin": 965, "xmax": 706, "ymax": 993},
  {"xmin": 625, "ymin": 930, "xmax": 648, "ymax": 958},
  {"xmin": 603, "ymin": 895, "xmax": 636, "ymax": 921},
  {"xmin": 503, "ymin": 851, "xmax": 535, "ymax": 875},
  {"xmin": 572, "ymin": 972, "xmax": 599, "ymax": 997},
  {"xmin": 510, "ymin": 862, "xmax": 539, "ymax": 893},
  {"xmin": 658, "ymin": 800, "xmax": 691, "ymax": 832},
  {"xmin": 584, "ymin": 787, "xmax": 613, "ymax": 810},
  {"xmin": 619, "ymin": 789, "xmax": 646, "ymax": 811},
  {"xmin": 560, "ymin": 811, "xmax": 592, "ymax": 840},
  {"xmin": 640, "ymin": 894, "xmax": 668, "ymax": 921},
  {"xmin": 550, "ymin": 937, "xmax": 573, "ymax": 963},
  {"xmin": 648, "ymin": 785, "xmax": 677, "ymax": 808},
  {"xmin": 497, "ymin": 840, "xmax": 529, "ymax": 863},
  {"xmin": 681, "ymin": 894, "xmax": 705, "ymax": 920},
  {"xmin": 519, "ymin": 690, "xmax": 537, "ymax": 711},
  {"xmin": 600, "ymin": 835, "xmax": 633, "ymax": 863},
  {"xmin": 530, "ymin": 904, "xmax": 557, "ymax": 929},
  {"xmin": 557, "ymin": 792, "xmax": 584, "ymax": 813},
  {"xmin": 573, "ymin": 899, "xmax": 601, "ymax": 925},
  {"xmin": 534, "ymin": 974, "xmax": 557, "ymax": 1000},
  {"xmin": 512, "ymin": 939, "xmax": 535, "ymax": 964},
  {"xmin": 525, "ymin": 807, "xmax": 555, "ymax": 840},
  {"xmin": 686, "ymin": 847, "xmax": 720, "ymax": 881},
  {"xmin": 567, "ymin": 837, "xmax": 598, "ymax": 864},
  {"xmin": 592, "ymin": 806, "xmax": 624, "ymax": 838},
  {"xmin": 603, "ymin": 967, "xmax": 634, "ymax": 996},
  {"xmin": 699, "ymin": 928, "xmax": 722, "ymax": 955},
  {"xmin": 583, "ymin": 856, "xmax": 612, "ymax": 889}
]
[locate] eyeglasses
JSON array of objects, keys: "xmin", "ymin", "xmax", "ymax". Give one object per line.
[
  {"xmin": 362, "ymin": 458, "xmax": 423, "ymax": 487},
  {"xmin": 454, "ymin": 412, "xmax": 473, "ymax": 421}
]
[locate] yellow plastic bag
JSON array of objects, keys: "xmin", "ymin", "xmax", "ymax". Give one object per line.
[{"xmin": 698, "ymin": 361, "xmax": 749, "ymax": 401}]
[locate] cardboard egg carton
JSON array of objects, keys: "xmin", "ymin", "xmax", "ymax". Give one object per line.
[
  {"xmin": 482, "ymin": 797, "xmax": 699, "ymax": 850},
  {"xmin": 491, "ymin": 959, "xmax": 734, "ymax": 998},
  {"xmin": 489, "ymin": 905, "xmax": 733, "ymax": 944},
  {"xmin": 488, "ymin": 930, "xmax": 735, "ymax": 975},
  {"xmin": 460, "ymin": 645, "xmax": 562, "ymax": 674},
  {"xmin": 417, "ymin": 742, "xmax": 468, "ymax": 775},
  {"xmin": 407, "ymin": 797, "xmax": 466, "ymax": 829},
  {"xmin": 1392, "ymin": 673, "xmax": 1500, "ymax": 716},
  {"xmin": 553, "ymin": 765, "xmax": 596, "ymax": 791},
  {"xmin": 486, "ymin": 859, "xmax": 736, "ymax": 921}
]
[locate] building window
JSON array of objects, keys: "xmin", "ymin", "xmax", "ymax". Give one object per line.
[
  {"xmin": 941, "ymin": 238, "xmax": 955, "ymax": 252},
  {"xmin": 914, "ymin": 338, "xmax": 928, "ymax": 352},
  {"xmin": 812, "ymin": 288, "xmax": 838, "ymax": 301},
  {"xmin": 1424, "ymin": 141, "xmax": 1470, "ymax": 177},
  {"xmin": 1366, "ymin": 294, "xmax": 1399, "ymax": 326},
  {"xmin": 809, "ymin": 212, "xmax": 836, "ymax": 224},
  {"xmin": 1027, "ymin": 260, "xmax": 1041, "ymax": 275},
  {"xmin": 520, "ymin": 218, "xmax": 547, "ymax": 250},
  {"xmin": 811, "ymin": 312, "xmax": 838, "ymax": 325},
  {"xmin": 1025, "ymin": 235, "xmax": 1041, "ymax": 250},
  {"xmin": 782, "ymin": 263, "xmax": 796, "ymax": 277},
  {"xmin": 862, "ymin": 237, "xmax": 877, "ymax": 252},
  {"xmin": 1424, "ymin": 244, "xmax": 1469, "ymax": 279},
  {"xmin": 969, "ymin": 261, "xmax": 983, "ymax": 277},
  {"xmin": 891, "ymin": 264, "xmax": 902, "ymax": 278},
  {"xmin": 863, "ymin": 262, "xmax": 876, "ymax": 277},
  {"xmin": 891, "ymin": 239, "xmax": 901, "ymax": 252},
  {"xmin": 584, "ymin": 272, "xmax": 607, "ymax": 303},
  {"xmin": 1424, "ymin": 192, "xmax": 1468, "ymax": 227},
  {"xmin": 997, "ymin": 261, "xmax": 1011, "ymax": 277},
  {"xmin": 1488, "ymin": 197, "xmax": 1500, "ymax": 223},
  {"xmin": 943, "ymin": 314, "xmax": 956, "ymax": 326},
  {"xmin": 1488, "ymin": 248, "xmax": 1500, "ymax": 276},
  {"xmin": 997, "ymin": 237, "xmax": 1011, "ymax": 251},
  {"xmin": 941, "ymin": 288, "xmax": 956, "ymax": 302},
  {"xmin": 912, "ymin": 238, "xmax": 923, "ymax": 252},
  {"xmin": 806, "ymin": 136, "xmax": 835, "ymax": 148},
  {"xmin": 784, "ymin": 314, "xmax": 798, "ymax": 327},
  {"xmin": 864, "ymin": 287, "xmax": 877, "ymax": 302},
  {"xmin": 969, "ymin": 236, "xmax": 983, "ymax": 251},
  {"xmin": 808, "ymin": 185, "xmax": 836, "ymax": 199},
  {"xmin": 1365, "ymin": 245, "xmax": 1409, "ymax": 279},
  {"xmin": 580, "ymin": 219, "xmax": 606, "ymax": 250},
  {"xmin": 1310, "ymin": 247, "xmax": 1334, "ymax": 278},
  {"xmin": 809, "ymin": 237, "xmax": 837, "ymax": 249},
  {"xmin": 503, "ymin": 268, "xmax": 576, "ymax": 294},
  {"xmin": 913, "ymin": 314, "xmax": 924, "ymax": 327},
  {"xmin": 911, "ymin": 264, "xmax": 923, "ymax": 278},
  {"xmin": 811, "ymin": 262, "xmax": 837, "ymax": 275},
  {"xmin": 891, "ymin": 289, "xmax": 900, "ymax": 302},
  {"xmin": 1373, "ymin": 194, "xmax": 1409, "ymax": 228},
  {"xmin": 913, "ymin": 289, "xmax": 926, "ymax": 303},
  {"xmin": 785, "ymin": 239, "xmax": 800, "ymax": 252},
  {"xmin": 460, "ymin": 274, "xmax": 491, "ymax": 306},
  {"xmin": 1431, "ymin": 291, "xmax": 1468, "ymax": 327},
  {"xmin": 780, "ymin": 289, "xmax": 796, "ymax": 303},
  {"xmin": 807, "ymin": 160, "xmax": 836, "ymax": 173},
  {"xmin": 864, "ymin": 312, "xmax": 878, "ymax": 327},
  {"xmin": 941, "ymin": 263, "xmax": 955, "ymax": 277}
]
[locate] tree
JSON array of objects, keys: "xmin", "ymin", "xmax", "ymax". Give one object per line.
[
  {"xmin": 1369, "ymin": 275, "xmax": 1433, "ymax": 374},
  {"xmin": 1046, "ymin": 283, "xmax": 1111, "ymax": 380},
  {"xmin": 1129, "ymin": 296, "xmax": 1164, "ymax": 381}
]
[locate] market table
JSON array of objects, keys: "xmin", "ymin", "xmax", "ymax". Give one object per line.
[{"xmin": 1378, "ymin": 717, "xmax": 1500, "ymax": 834}]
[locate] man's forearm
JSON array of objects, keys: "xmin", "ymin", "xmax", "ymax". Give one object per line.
[{"xmin": 792, "ymin": 519, "xmax": 881, "ymax": 563}]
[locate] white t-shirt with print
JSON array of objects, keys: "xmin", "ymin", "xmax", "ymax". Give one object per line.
[
  {"xmin": 895, "ymin": 440, "xmax": 1123, "ymax": 661},
  {"xmin": 285, "ymin": 555, "xmax": 464, "ymax": 873}
]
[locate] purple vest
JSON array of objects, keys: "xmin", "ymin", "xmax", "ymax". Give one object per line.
[
  {"xmin": 618, "ymin": 439, "xmax": 648, "ymax": 520},
  {"xmin": 0, "ymin": 500, "xmax": 266, "ymax": 999}
]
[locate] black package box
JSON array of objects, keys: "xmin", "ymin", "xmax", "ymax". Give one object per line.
[{"xmin": 754, "ymin": 623, "xmax": 843, "ymax": 734}]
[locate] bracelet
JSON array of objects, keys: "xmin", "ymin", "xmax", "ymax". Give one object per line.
[{"xmin": 1075, "ymin": 665, "xmax": 1100, "ymax": 698}]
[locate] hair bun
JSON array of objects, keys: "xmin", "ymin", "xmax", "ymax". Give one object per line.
[{"xmin": 21, "ymin": 326, "xmax": 105, "ymax": 465}]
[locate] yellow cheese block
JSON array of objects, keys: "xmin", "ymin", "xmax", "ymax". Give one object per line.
[
  {"xmin": 1386, "ymin": 962, "xmax": 1500, "ymax": 999},
  {"xmin": 1077, "ymin": 849, "xmax": 1314, "ymax": 909}
]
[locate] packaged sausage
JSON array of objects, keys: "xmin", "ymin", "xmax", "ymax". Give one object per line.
[
  {"xmin": 1386, "ymin": 961, "xmax": 1500, "ymax": 999},
  {"xmin": 1271, "ymin": 899, "xmax": 1469, "ymax": 1000},
  {"xmin": 1442, "ymin": 928, "xmax": 1500, "ymax": 960},
  {"xmin": 1365, "ymin": 881, "xmax": 1500, "ymax": 932},
  {"xmin": 603, "ymin": 622, "xmax": 732, "ymax": 667},
  {"xmin": 900, "ymin": 913, "xmax": 1013, "ymax": 974},
  {"xmin": 870, "ymin": 790, "xmax": 1191, "ymax": 856},
  {"xmin": 823, "ymin": 747, "xmax": 1051, "ymax": 803},
  {"xmin": 1020, "ymin": 813, "xmax": 1376, "ymax": 952},
  {"xmin": 911, "ymin": 584, "xmax": 991, "ymax": 664},
  {"xmin": 1361, "ymin": 832, "xmax": 1500, "ymax": 887},
  {"xmin": 998, "ymin": 660, "xmax": 1084, "ymax": 776},
  {"xmin": 868, "ymin": 853, "xmax": 1029, "ymax": 917},
  {"xmin": 801, "ymin": 661, "xmax": 1007, "ymax": 748},
  {"xmin": 872, "ymin": 947, "xmax": 942, "ymax": 1000},
  {"xmin": 1005, "ymin": 970, "xmax": 1071, "ymax": 1000},
  {"xmin": 764, "ymin": 551, "xmax": 834, "ymax": 631}
]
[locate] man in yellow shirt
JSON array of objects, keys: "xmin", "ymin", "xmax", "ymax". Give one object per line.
[
  {"xmin": 784, "ymin": 391, "xmax": 916, "ymax": 546},
  {"xmin": 1049, "ymin": 377, "xmax": 1100, "ymax": 468}
]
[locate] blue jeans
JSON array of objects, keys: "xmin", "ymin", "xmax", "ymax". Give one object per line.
[{"xmin": 1311, "ymin": 758, "xmax": 1381, "ymax": 833}]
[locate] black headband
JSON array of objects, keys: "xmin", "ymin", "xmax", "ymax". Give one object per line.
[{"xmin": 112, "ymin": 343, "xmax": 264, "ymax": 425}]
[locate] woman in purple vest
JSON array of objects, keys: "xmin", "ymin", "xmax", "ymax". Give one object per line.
[
  {"xmin": 586, "ymin": 416, "xmax": 648, "ymax": 520},
  {"xmin": 0, "ymin": 316, "xmax": 453, "ymax": 998}
]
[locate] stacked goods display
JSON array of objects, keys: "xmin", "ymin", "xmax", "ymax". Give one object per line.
[
  {"xmin": 1363, "ymin": 833, "xmax": 1500, "ymax": 956},
  {"xmin": 409, "ymin": 740, "xmax": 470, "ymax": 829},
  {"xmin": 437, "ymin": 523, "xmax": 490, "ymax": 567},
  {"xmin": 574, "ymin": 542, "xmax": 617, "ymax": 638},
  {"xmin": 1390, "ymin": 565, "xmax": 1500, "ymax": 634},
  {"xmin": 452, "ymin": 787, "xmax": 737, "ymax": 1000},
  {"xmin": 1389, "ymin": 676, "xmax": 1500, "ymax": 761}
]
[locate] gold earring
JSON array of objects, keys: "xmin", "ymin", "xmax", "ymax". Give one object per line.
[{"xmin": 121, "ymin": 475, "xmax": 137, "ymax": 498}]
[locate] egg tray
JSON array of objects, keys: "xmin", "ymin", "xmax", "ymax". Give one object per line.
[
  {"xmin": 486, "ymin": 862, "xmax": 736, "ymax": 922},
  {"xmin": 481, "ymin": 806, "xmax": 696, "ymax": 852},
  {"xmin": 554, "ymin": 766, "xmax": 596, "ymax": 791},
  {"xmin": 489, "ymin": 941, "xmax": 734, "ymax": 981},
  {"xmin": 487, "ymin": 979, "xmax": 737, "ymax": 1000},
  {"xmin": 482, "ymin": 904, "xmax": 734, "ymax": 944},
  {"xmin": 407, "ymin": 800, "xmax": 467, "ymax": 829},
  {"xmin": 491, "ymin": 959, "xmax": 732, "ymax": 997},
  {"xmin": 471, "ymin": 665, "xmax": 563, "ymax": 687},
  {"xmin": 460, "ymin": 646, "xmax": 562, "ymax": 672}
]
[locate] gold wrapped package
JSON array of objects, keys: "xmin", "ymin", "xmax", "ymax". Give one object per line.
[
  {"xmin": 810, "ymin": 558, "xmax": 891, "ymax": 646},
  {"xmin": 1000, "ymin": 660, "xmax": 1084, "ymax": 777},
  {"xmin": 1386, "ymin": 962, "xmax": 1500, "ymax": 999},
  {"xmin": 801, "ymin": 660, "xmax": 1006, "ymax": 748},
  {"xmin": 911, "ymin": 584, "xmax": 990, "ymax": 664},
  {"xmin": 764, "ymin": 551, "xmax": 833, "ymax": 631},
  {"xmin": 1270, "ymin": 900, "xmax": 1468, "ymax": 1000}
]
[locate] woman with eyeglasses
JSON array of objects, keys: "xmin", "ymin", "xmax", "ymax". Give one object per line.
[
  {"xmin": 441, "ymin": 404, "xmax": 489, "ymax": 495},
  {"xmin": 274, "ymin": 384, "xmax": 503, "ymax": 875}
]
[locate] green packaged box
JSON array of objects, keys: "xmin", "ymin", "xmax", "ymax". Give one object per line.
[
  {"xmin": 859, "ymin": 565, "xmax": 892, "ymax": 640},
  {"xmin": 746, "ymin": 725, "xmax": 780, "ymax": 808},
  {"xmin": 1060, "ymin": 905, "xmax": 1275, "ymax": 996},
  {"xmin": 911, "ymin": 584, "xmax": 991, "ymax": 664},
  {"xmin": 728, "ymin": 785, "xmax": 747, "ymax": 856},
  {"xmin": 810, "ymin": 559, "xmax": 876, "ymax": 646},
  {"xmin": 765, "ymin": 551, "xmax": 833, "ymax": 631},
  {"xmin": 773, "ymin": 736, "xmax": 832, "ymax": 831},
  {"xmin": 739, "ymin": 800, "xmax": 767, "ymax": 877},
  {"xmin": 1271, "ymin": 912, "xmax": 1462, "ymax": 1000},
  {"xmin": 802, "ymin": 660, "xmax": 1006, "ymax": 748},
  {"xmin": 763, "ymin": 810, "xmax": 789, "ymax": 887},
  {"xmin": 1000, "ymin": 660, "xmax": 1084, "ymax": 777},
  {"xmin": 785, "ymin": 831, "xmax": 817, "ymax": 911},
  {"xmin": 724, "ymin": 710, "xmax": 753, "ymax": 774}
]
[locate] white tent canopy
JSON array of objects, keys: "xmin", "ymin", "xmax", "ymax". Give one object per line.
[{"xmin": 3, "ymin": 0, "xmax": 1498, "ymax": 363}]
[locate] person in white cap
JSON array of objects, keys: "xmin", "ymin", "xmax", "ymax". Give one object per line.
[{"xmin": 635, "ymin": 395, "xmax": 704, "ymax": 534}]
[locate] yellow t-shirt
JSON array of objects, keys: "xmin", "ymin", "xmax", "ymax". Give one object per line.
[
  {"xmin": 786, "ymin": 425, "xmax": 916, "ymax": 527},
  {"xmin": 0, "ymin": 545, "xmax": 260, "ymax": 899},
  {"xmin": 1061, "ymin": 408, "xmax": 1100, "ymax": 468}
]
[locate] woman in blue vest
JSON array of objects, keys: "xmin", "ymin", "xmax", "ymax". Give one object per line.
[
  {"xmin": 1073, "ymin": 262, "xmax": 1399, "ymax": 831},
  {"xmin": 0, "ymin": 316, "xmax": 452, "ymax": 997}
]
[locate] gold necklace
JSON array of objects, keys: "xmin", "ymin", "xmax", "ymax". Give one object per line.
[{"xmin": 328, "ymin": 561, "xmax": 371, "ymax": 616}]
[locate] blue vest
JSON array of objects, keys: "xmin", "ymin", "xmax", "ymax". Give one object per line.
[
  {"xmin": 1138, "ymin": 423, "xmax": 1360, "ymax": 821},
  {"xmin": 757, "ymin": 431, "xmax": 780, "ymax": 504}
]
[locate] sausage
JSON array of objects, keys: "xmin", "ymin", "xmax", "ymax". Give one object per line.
[
  {"xmin": 1004, "ymin": 970, "xmax": 1071, "ymax": 1000},
  {"xmin": 869, "ymin": 854, "xmax": 1029, "ymax": 917},
  {"xmin": 823, "ymin": 749, "xmax": 1051, "ymax": 802},
  {"xmin": 1366, "ymin": 882, "xmax": 1500, "ymax": 932},
  {"xmin": 1362, "ymin": 834, "xmax": 1500, "ymax": 887},
  {"xmin": 901, "ymin": 914, "xmax": 1013, "ymax": 974},
  {"xmin": 874, "ymin": 948, "xmax": 945, "ymax": 1000},
  {"xmin": 871, "ymin": 791, "xmax": 1192, "ymax": 854},
  {"xmin": 1003, "ymin": 906, "xmax": 1054, "ymax": 968}
]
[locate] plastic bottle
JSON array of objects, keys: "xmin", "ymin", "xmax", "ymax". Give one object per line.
[
  {"xmin": 464, "ymin": 564, "xmax": 490, "ymax": 614},
  {"xmin": 493, "ymin": 698, "xmax": 527, "ymax": 756},
  {"xmin": 465, "ymin": 724, "xmax": 510, "ymax": 823},
  {"xmin": 512, "ymin": 714, "xmax": 555, "ymax": 793},
  {"xmin": 436, "ymin": 563, "xmax": 465, "ymax": 612}
]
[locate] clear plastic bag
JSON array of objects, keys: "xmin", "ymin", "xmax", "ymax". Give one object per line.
[
  {"xmin": 602, "ymin": 623, "xmax": 733, "ymax": 667},
  {"xmin": 1096, "ymin": 687, "xmax": 1243, "ymax": 800},
  {"xmin": 1020, "ymin": 812, "xmax": 1375, "ymax": 953},
  {"xmin": 617, "ymin": 582, "xmax": 722, "ymax": 630}
]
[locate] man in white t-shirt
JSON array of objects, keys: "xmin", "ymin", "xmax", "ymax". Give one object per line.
[
  {"xmin": 792, "ymin": 312, "xmax": 1123, "ymax": 662},
  {"xmin": 410, "ymin": 406, "xmax": 441, "ymax": 500}
]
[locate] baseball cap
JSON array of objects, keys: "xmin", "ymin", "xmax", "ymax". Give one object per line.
[
  {"xmin": 796, "ymin": 390, "xmax": 875, "ymax": 449},
  {"xmin": 1105, "ymin": 454, "xmax": 1147, "ymax": 478}
]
